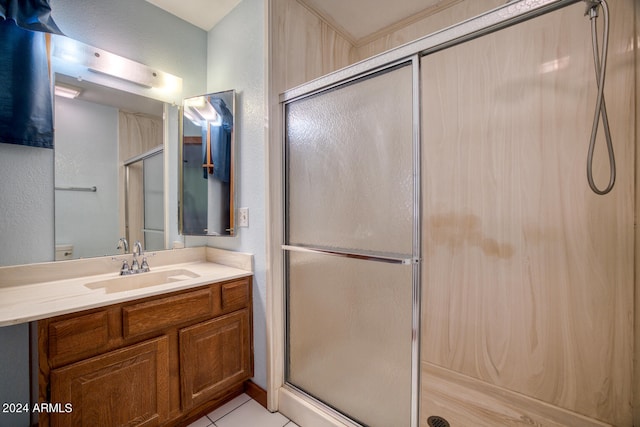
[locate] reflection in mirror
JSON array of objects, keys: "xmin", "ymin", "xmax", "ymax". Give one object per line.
[
  {"xmin": 124, "ymin": 146, "xmax": 165, "ymax": 253},
  {"xmin": 49, "ymin": 35, "xmax": 182, "ymax": 261},
  {"xmin": 54, "ymin": 75, "xmax": 166, "ymax": 260},
  {"xmin": 181, "ymin": 90, "xmax": 236, "ymax": 236}
]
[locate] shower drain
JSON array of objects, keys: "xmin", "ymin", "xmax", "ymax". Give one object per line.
[{"xmin": 427, "ymin": 415, "xmax": 451, "ymax": 427}]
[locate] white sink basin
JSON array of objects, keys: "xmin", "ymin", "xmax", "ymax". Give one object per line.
[{"xmin": 85, "ymin": 269, "xmax": 200, "ymax": 293}]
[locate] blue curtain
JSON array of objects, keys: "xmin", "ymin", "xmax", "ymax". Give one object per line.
[
  {"xmin": 202, "ymin": 97, "xmax": 233, "ymax": 182},
  {"xmin": 0, "ymin": 0, "xmax": 63, "ymax": 149}
]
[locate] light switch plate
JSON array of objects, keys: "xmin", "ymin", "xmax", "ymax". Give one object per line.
[{"xmin": 238, "ymin": 207, "xmax": 249, "ymax": 227}]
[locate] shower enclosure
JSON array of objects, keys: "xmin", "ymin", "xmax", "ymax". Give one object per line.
[
  {"xmin": 284, "ymin": 62, "xmax": 420, "ymax": 426},
  {"xmin": 124, "ymin": 147, "xmax": 165, "ymax": 251},
  {"xmin": 278, "ymin": 0, "xmax": 635, "ymax": 426}
]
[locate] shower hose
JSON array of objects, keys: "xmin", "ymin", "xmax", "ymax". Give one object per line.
[{"xmin": 585, "ymin": 0, "xmax": 615, "ymax": 195}]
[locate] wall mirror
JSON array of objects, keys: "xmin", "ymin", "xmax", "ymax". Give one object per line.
[
  {"xmin": 180, "ymin": 90, "xmax": 236, "ymax": 236},
  {"xmin": 51, "ymin": 36, "xmax": 182, "ymax": 260}
]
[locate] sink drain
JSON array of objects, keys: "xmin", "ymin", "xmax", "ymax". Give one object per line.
[{"xmin": 427, "ymin": 415, "xmax": 451, "ymax": 427}]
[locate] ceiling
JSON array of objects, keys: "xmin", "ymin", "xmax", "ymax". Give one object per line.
[
  {"xmin": 145, "ymin": 0, "xmax": 243, "ymax": 31},
  {"xmin": 299, "ymin": 0, "xmax": 445, "ymax": 43},
  {"xmin": 145, "ymin": 0, "xmax": 449, "ymax": 42}
]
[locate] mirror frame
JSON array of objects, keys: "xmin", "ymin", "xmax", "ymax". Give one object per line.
[{"xmin": 179, "ymin": 90, "xmax": 236, "ymax": 237}]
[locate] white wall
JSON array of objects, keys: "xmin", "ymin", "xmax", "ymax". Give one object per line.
[{"xmin": 202, "ymin": 0, "xmax": 268, "ymax": 390}]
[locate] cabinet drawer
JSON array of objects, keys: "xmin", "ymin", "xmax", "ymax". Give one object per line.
[
  {"xmin": 48, "ymin": 311, "xmax": 109, "ymax": 367},
  {"xmin": 123, "ymin": 288, "xmax": 214, "ymax": 338},
  {"xmin": 221, "ymin": 280, "xmax": 250, "ymax": 312}
]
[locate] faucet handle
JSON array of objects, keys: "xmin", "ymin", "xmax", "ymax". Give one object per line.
[
  {"xmin": 120, "ymin": 260, "xmax": 130, "ymax": 275},
  {"xmin": 141, "ymin": 257, "xmax": 150, "ymax": 273}
]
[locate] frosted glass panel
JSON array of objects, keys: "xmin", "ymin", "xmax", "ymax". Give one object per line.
[
  {"xmin": 143, "ymin": 152, "xmax": 164, "ymax": 251},
  {"xmin": 143, "ymin": 153, "xmax": 164, "ymax": 231},
  {"xmin": 287, "ymin": 251, "xmax": 412, "ymax": 427},
  {"xmin": 286, "ymin": 64, "xmax": 413, "ymax": 255},
  {"xmin": 143, "ymin": 231, "xmax": 164, "ymax": 251}
]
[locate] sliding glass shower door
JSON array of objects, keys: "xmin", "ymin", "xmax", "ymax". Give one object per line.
[
  {"xmin": 142, "ymin": 151, "xmax": 164, "ymax": 250},
  {"xmin": 124, "ymin": 147, "xmax": 164, "ymax": 251},
  {"xmin": 284, "ymin": 62, "xmax": 418, "ymax": 427}
]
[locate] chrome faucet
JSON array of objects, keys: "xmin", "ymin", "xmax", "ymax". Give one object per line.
[
  {"xmin": 116, "ymin": 237, "xmax": 129, "ymax": 253},
  {"xmin": 118, "ymin": 240, "xmax": 150, "ymax": 275}
]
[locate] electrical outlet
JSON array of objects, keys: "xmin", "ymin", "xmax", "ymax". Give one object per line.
[{"xmin": 238, "ymin": 207, "xmax": 249, "ymax": 227}]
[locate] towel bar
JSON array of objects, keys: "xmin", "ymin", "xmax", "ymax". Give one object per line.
[{"xmin": 54, "ymin": 186, "xmax": 97, "ymax": 192}]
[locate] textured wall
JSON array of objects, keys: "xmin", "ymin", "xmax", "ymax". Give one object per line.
[
  {"xmin": 203, "ymin": 0, "xmax": 268, "ymax": 390},
  {"xmin": 50, "ymin": 0, "xmax": 207, "ymax": 98}
]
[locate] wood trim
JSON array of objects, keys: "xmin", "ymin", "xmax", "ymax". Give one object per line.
[
  {"xmin": 244, "ymin": 380, "xmax": 268, "ymax": 409},
  {"xmin": 635, "ymin": 4, "xmax": 640, "ymax": 426}
]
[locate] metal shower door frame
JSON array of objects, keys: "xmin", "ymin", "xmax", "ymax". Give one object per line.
[
  {"xmin": 277, "ymin": 1, "xmax": 582, "ymax": 426},
  {"xmin": 124, "ymin": 145, "xmax": 164, "ymax": 248},
  {"xmin": 281, "ymin": 56, "xmax": 422, "ymax": 427}
]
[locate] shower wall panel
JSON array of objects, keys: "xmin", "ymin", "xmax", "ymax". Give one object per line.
[
  {"xmin": 354, "ymin": 0, "xmax": 503, "ymax": 62},
  {"xmin": 420, "ymin": 2, "xmax": 635, "ymax": 426},
  {"xmin": 270, "ymin": 0, "xmax": 353, "ymax": 92}
]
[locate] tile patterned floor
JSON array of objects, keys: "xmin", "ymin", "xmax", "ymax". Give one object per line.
[{"xmin": 187, "ymin": 394, "xmax": 299, "ymax": 427}]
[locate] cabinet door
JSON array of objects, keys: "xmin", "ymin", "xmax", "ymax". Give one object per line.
[
  {"xmin": 180, "ymin": 309, "xmax": 252, "ymax": 409},
  {"xmin": 49, "ymin": 336, "xmax": 169, "ymax": 427}
]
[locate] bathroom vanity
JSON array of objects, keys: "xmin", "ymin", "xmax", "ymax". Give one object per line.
[{"xmin": 0, "ymin": 247, "xmax": 254, "ymax": 427}]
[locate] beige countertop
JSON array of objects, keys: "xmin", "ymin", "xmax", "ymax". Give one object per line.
[{"xmin": 0, "ymin": 247, "xmax": 253, "ymax": 327}]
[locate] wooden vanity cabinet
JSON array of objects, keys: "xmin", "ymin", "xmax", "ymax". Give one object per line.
[
  {"xmin": 180, "ymin": 309, "xmax": 252, "ymax": 410},
  {"xmin": 38, "ymin": 277, "xmax": 253, "ymax": 427}
]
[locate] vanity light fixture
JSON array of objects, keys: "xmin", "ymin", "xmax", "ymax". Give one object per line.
[
  {"xmin": 184, "ymin": 96, "xmax": 220, "ymax": 123},
  {"xmin": 51, "ymin": 35, "xmax": 183, "ymax": 105},
  {"xmin": 87, "ymin": 49, "xmax": 158, "ymax": 89},
  {"xmin": 54, "ymin": 83, "xmax": 82, "ymax": 99},
  {"xmin": 52, "ymin": 37, "xmax": 170, "ymax": 89},
  {"xmin": 183, "ymin": 107, "xmax": 203, "ymax": 126}
]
